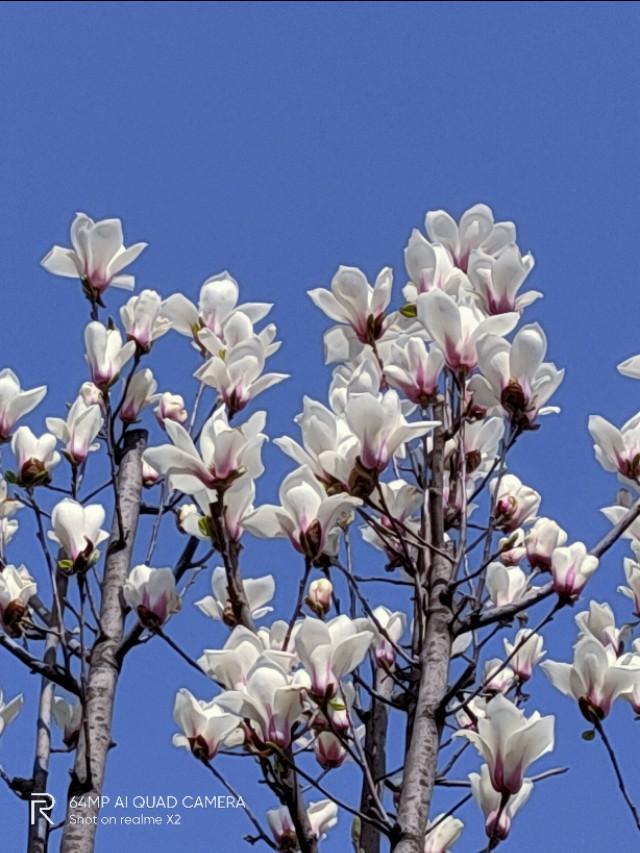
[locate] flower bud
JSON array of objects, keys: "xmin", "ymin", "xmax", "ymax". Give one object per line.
[
  {"xmin": 154, "ymin": 392, "xmax": 188, "ymax": 427},
  {"xmin": 306, "ymin": 578, "xmax": 333, "ymax": 616}
]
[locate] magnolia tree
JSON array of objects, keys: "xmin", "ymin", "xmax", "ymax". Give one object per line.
[{"xmin": 1, "ymin": 206, "xmax": 640, "ymax": 853}]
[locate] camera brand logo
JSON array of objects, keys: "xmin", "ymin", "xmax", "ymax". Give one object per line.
[{"xmin": 30, "ymin": 793, "xmax": 55, "ymax": 826}]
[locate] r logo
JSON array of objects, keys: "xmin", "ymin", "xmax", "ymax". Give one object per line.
[{"xmin": 30, "ymin": 793, "xmax": 55, "ymax": 826}]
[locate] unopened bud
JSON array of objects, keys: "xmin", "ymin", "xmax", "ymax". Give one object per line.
[{"xmin": 306, "ymin": 578, "xmax": 333, "ymax": 617}]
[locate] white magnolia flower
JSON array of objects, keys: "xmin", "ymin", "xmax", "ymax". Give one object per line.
[
  {"xmin": 485, "ymin": 562, "xmax": 530, "ymax": 608},
  {"xmin": 308, "ymin": 266, "xmax": 393, "ymax": 363},
  {"xmin": 0, "ymin": 689, "xmax": 23, "ymax": 737},
  {"xmin": 498, "ymin": 528, "xmax": 527, "ymax": 566},
  {"xmin": 52, "ymin": 695, "xmax": 83, "ymax": 747},
  {"xmin": 361, "ymin": 478, "xmax": 422, "ymax": 559},
  {"xmin": 482, "ymin": 658, "xmax": 515, "ymax": 694},
  {"xmin": 295, "ymin": 615, "xmax": 373, "ymax": 700},
  {"xmin": 456, "ymin": 693, "xmax": 554, "ymax": 795},
  {"xmin": 589, "ymin": 413, "xmax": 640, "ymax": 487},
  {"xmin": 144, "ymin": 409, "xmax": 265, "ymax": 494},
  {"xmin": 120, "ymin": 369, "xmax": 158, "ymax": 423},
  {"xmin": 154, "ymin": 392, "xmax": 187, "ymax": 426},
  {"xmin": 455, "ymin": 696, "xmax": 487, "ymax": 731},
  {"xmin": 424, "ymin": 813, "xmax": 464, "ymax": 853},
  {"xmin": 122, "ymin": 565, "xmax": 181, "ymax": 628},
  {"xmin": 0, "ymin": 564, "xmax": 36, "ymax": 635},
  {"xmin": 0, "ymin": 519, "xmax": 19, "ymax": 555},
  {"xmin": 449, "ymin": 416, "xmax": 505, "ymax": 483},
  {"xmin": 267, "ymin": 800, "xmax": 338, "ymax": 848},
  {"xmin": 216, "ymin": 658, "xmax": 305, "ymax": 749},
  {"xmin": 0, "ymin": 475, "xmax": 22, "ymax": 519},
  {"xmin": 470, "ymin": 764, "xmax": 533, "ymax": 842},
  {"xmin": 491, "ymin": 474, "xmax": 540, "ymax": 532},
  {"xmin": 84, "ymin": 322, "xmax": 136, "ymax": 390},
  {"xmin": 196, "ymin": 566, "xmax": 275, "ymax": 625},
  {"xmin": 403, "ymin": 228, "xmax": 468, "ymax": 303},
  {"xmin": 48, "ymin": 499, "xmax": 108, "ymax": 572},
  {"xmin": 417, "ymin": 290, "xmax": 518, "ymax": 372},
  {"xmin": 550, "ymin": 542, "xmax": 598, "ymax": 598},
  {"xmin": 525, "ymin": 517, "xmax": 568, "ymax": 571},
  {"xmin": 542, "ymin": 635, "xmax": 640, "ymax": 719},
  {"xmin": 0, "ymin": 369, "xmax": 47, "ymax": 442},
  {"xmin": 46, "ymin": 396, "xmax": 103, "ymax": 465},
  {"xmin": 195, "ymin": 335, "xmax": 288, "ymax": 417},
  {"xmin": 503, "ymin": 630, "xmax": 545, "ymax": 682},
  {"xmin": 468, "ymin": 243, "xmax": 539, "ymax": 315},
  {"xmin": 328, "ymin": 354, "xmax": 383, "ymax": 415},
  {"xmin": 41, "ymin": 212, "xmax": 146, "ymax": 296},
  {"xmin": 274, "ymin": 395, "xmax": 359, "ymax": 489},
  {"xmin": 11, "ymin": 426, "xmax": 60, "ymax": 487},
  {"xmin": 370, "ymin": 606, "xmax": 407, "ymax": 667},
  {"xmin": 345, "ymin": 389, "xmax": 438, "ymax": 473},
  {"xmin": 79, "ymin": 381, "xmax": 103, "ymax": 406},
  {"xmin": 142, "ymin": 459, "xmax": 160, "ymax": 487},
  {"xmin": 163, "ymin": 272, "xmax": 271, "ymax": 341},
  {"xmin": 575, "ymin": 601, "xmax": 622, "ymax": 653},
  {"xmin": 468, "ymin": 325, "xmax": 563, "ymax": 425},
  {"xmin": 423, "ymin": 203, "xmax": 517, "ymax": 272},
  {"xmin": 243, "ymin": 465, "xmax": 361, "ymax": 560},
  {"xmin": 619, "ymin": 557, "xmax": 640, "ymax": 616},
  {"xmin": 172, "ymin": 688, "xmax": 241, "ymax": 761},
  {"xmin": 198, "ymin": 625, "xmax": 294, "ymax": 690},
  {"xmin": 120, "ymin": 289, "xmax": 171, "ymax": 351},
  {"xmin": 384, "ymin": 336, "xmax": 445, "ymax": 406}
]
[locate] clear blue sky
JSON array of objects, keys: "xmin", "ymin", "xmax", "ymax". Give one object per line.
[{"xmin": 1, "ymin": 2, "xmax": 640, "ymax": 851}]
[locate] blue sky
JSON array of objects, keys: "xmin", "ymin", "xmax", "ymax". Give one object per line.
[{"xmin": 1, "ymin": 2, "xmax": 640, "ymax": 851}]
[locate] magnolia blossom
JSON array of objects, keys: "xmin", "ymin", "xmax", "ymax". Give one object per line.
[
  {"xmin": 216, "ymin": 658, "xmax": 304, "ymax": 749},
  {"xmin": 0, "ymin": 689, "xmax": 23, "ymax": 737},
  {"xmin": 144, "ymin": 409, "xmax": 265, "ymax": 494},
  {"xmin": 0, "ymin": 475, "xmax": 21, "ymax": 519},
  {"xmin": 198, "ymin": 625, "xmax": 294, "ymax": 690},
  {"xmin": 0, "ymin": 564, "xmax": 36, "ymax": 635},
  {"xmin": 455, "ymin": 696, "xmax": 487, "ymax": 731},
  {"xmin": 470, "ymin": 764, "xmax": 533, "ymax": 842},
  {"xmin": 589, "ymin": 413, "xmax": 640, "ymax": 486},
  {"xmin": 122, "ymin": 565, "xmax": 181, "ymax": 628},
  {"xmin": 308, "ymin": 266, "xmax": 393, "ymax": 363},
  {"xmin": 244, "ymin": 465, "xmax": 361, "ymax": 560},
  {"xmin": 267, "ymin": 800, "xmax": 338, "ymax": 848},
  {"xmin": 46, "ymin": 396, "xmax": 103, "ymax": 465},
  {"xmin": 0, "ymin": 369, "xmax": 47, "ymax": 442},
  {"xmin": 274, "ymin": 395, "xmax": 359, "ymax": 489},
  {"xmin": 306, "ymin": 578, "xmax": 333, "ymax": 617},
  {"xmin": 120, "ymin": 369, "xmax": 158, "ymax": 422},
  {"xmin": 482, "ymin": 658, "xmax": 515, "ymax": 694},
  {"xmin": 172, "ymin": 688, "xmax": 240, "ymax": 761},
  {"xmin": 619, "ymin": 557, "xmax": 640, "ymax": 616},
  {"xmin": 196, "ymin": 566, "xmax": 275, "ymax": 625},
  {"xmin": 550, "ymin": 542, "xmax": 598, "ymax": 598},
  {"xmin": 41, "ymin": 212, "xmax": 146, "ymax": 296},
  {"xmin": 195, "ymin": 336, "xmax": 288, "ymax": 416},
  {"xmin": 344, "ymin": 389, "xmax": 438, "ymax": 473},
  {"xmin": 423, "ymin": 203, "xmax": 517, "ymax": 272},
  {"xmin": 79, "ymin": 382, "xmax": 103, "ymax": 406},
  {"xmin": 424, "ymin": 814, "xmax": 464, "ymax": 853},
  {"xmin": 498, "ymin": 529, "xmax": 526, "ymax": 566},
  {"xmin": 469, "ymin": 325, "xmax": 563, "ymax": 426},
  {"xmin": 163, "ymin": 272, "xmax": 271, "ymax": 341},
  {"xmin": 403, "ymin": 229, "xmax": 467, "ymax": 302},
  {"xmin": 384, "ymin": 337, "xmax": 445, "ymax": 406},
  {"xmin": 294, "ymin": 615, "xmax": 372, "ymax": 700},
  {"xmin": 142, "ymin": 459, "xmax": 160, "ymax": 487},
  {"xmin": 120, "ymin": 289, "xmax": 171, "ymax": 351},
  {"xmin": 575, "ymin": 601, "xmax": 622, "ymax": 653},
  {"xmin": 52, "ymin": 695, "xmax": 83, "ymax": 747},
  {"xmin": 48, "ymin": 499, "xmax": 108, "ymax": 572},
  {"xmin": 468, "ymin": 244, "xmax": 539, "ymax": 315},
  {"xmin": 313, "ymin": 729, "xmax": 348, "ymax": 769},
  {"xmin": 542, "ymin": 636, "xmax": 640, "ymax": 720},
  {"xmin": 491, "ymin": 474, "xmax": 540, "ymax": 532},
  {"xmin": 10, "ymin": 426, "xmax": 60, "ymax": 487},
  {"xmin": 84, "ymin": 322, "xmax": 136, "ymax": 390},
  {"xmin": 456, "ymin": 694, "xmax": 554, "ymax": 795},
  {"xmin": 154, "ymin": 392, "xmax": 187, "ymax": 426},
  {"xmin": 525, "ymin": 517, "xmax": 567, "ymax": 570},
  {"xmin": 485, "ymin": 562, "xmax": 530, "ymax": 607},
  {"xmin": 504, "ymin": 630, "xmax": 545, "ymax": 682},
  {"xmin": 361, "ymin": 478, "xmax": 422, "ymax": 559},
  {"xmin": 370, "ymin": 606, "xmax": 407, "ymax": 667},
  {"xmin": 417, "ymin": 290, "xmax": 518, "ymax": 372}
]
